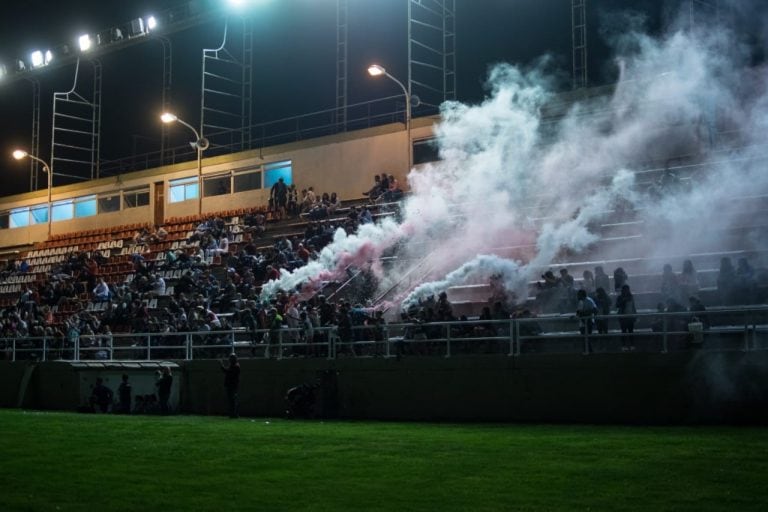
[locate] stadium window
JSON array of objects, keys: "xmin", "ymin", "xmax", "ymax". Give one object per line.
[
  {"xmin": 263, "ymin": 161, "xmax": 292, "ymax": 188},
  {"xmin": 98, "ymin": 194, "xmax": 121, "ymax": 213},
  {"xmin": 233, "ymin": 169, "xmax": 262, "ymax": 193},
  {"xmin": 9, "ymin": 207, "xmax": 30, "ymax": 228},
  {"xmin": 30, "ymin": 205, "xmax": 48, "ymax": 224},
  {"xmin": 74, "ymin": 195, "xmax": 97, "ymax": 218},
  {"xmin": 52, "ymin": 199, "xmax": 74, "ymax": 222},
  {"xmin": 124, "ymin": 187, "xmax": 150, "ymax": 208},
  {"xmin": 413, "ymin": 138, "xmax": 440, "ymax": 165},
  {"xmin": 203, "ymin": 173, "xmax": 231, "ymax": 197},
  {"xmin": 169, "ymin": 177, "xmax": 199, "ymax": 203}
]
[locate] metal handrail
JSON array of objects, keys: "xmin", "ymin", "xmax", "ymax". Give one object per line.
[{"xmin": 2, "ymin": 306, "xmax": 765, "ymax": 362}]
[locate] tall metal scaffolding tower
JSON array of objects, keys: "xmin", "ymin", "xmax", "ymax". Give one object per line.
[
  {"xmin": 200, "ymin": 17, "xmax": 253, "ymax": 152},
  {"xmin": 28, "ymin": 79, "xmax": 41, "ymax": 191},
  {"xmin": 50, "ymin": 58, "xmax": 102, "ymax": 184},
  {"xmin": 407, "ymin": 0, "xmax": 456, "ymax": 114},
  {"xmin": 572, "ymin": 0, "xmax": 588, "ymax": 89},
  {"xmin": 157, "ymin": 37, "xmax": 173, "ymax": 165},
  {"xmin": 687, "ymin": 0, "xmax": 719, "ymax": 28},
  {"xmin": 335, "ymin": 0, "xmax": 349, "ymax": 130}
]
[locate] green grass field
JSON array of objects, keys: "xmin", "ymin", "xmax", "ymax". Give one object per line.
[{"xmin": 1, "ymin": 410, "xmax": 766, "ymax": 511}]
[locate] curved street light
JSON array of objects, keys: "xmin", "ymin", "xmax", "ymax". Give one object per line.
[
  {"xmin": 11, "ymin": 149, "xmax": 53, "ymax": 236},
  {"xmin": 161, "ymin": 112, "xmax": 209, "ymax": 215},
  {"xmin": 368, "ymin": 64, "xmax": 412, "ymax": 170}
]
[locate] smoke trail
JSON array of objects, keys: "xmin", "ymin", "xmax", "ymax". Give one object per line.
[{"xmin": 262, "ymin": 11, "xmax": 768, "ymax": 313}]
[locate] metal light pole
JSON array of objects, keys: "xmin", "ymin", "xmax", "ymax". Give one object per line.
[
  {"xmin": 160, "ymin": 112, "xmax": 209, "ymax": 216},
  {"xmin": 368, "ymin": 64, "xmax": 412, "ymax": 171},
  {"xmin": 12, "ymin": 149, "xmax": 52, "ymax": 236}
]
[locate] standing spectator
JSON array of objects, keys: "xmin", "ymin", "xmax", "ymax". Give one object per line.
[
  {"xmin": 717, "ymin": 257, "xmax": 736, "ymax": 305},
  {"xmin": 594, "ymin": 287, "xmax": 611, "ymax": 335},
  {"xmin": 679, "ymin": 260, "xmax": 699, "ymax": 300},
  {"xmin": 660, "ymin": 264, "xmax": 681, "ymax": 303},
  {"xmin": 221, "ymin": 354, "xmax": 241, "ymax": 419},
  {"xmin": 594, "ymin": 266, "xmax": 611, "ymax": 295},
  {"xmin": 90, "ymin": 377, "xmax": 113, "ymax": 413},
  {"xmin": 581, "ymin": 270, "xmax": 595, "ymax": 296},
  {"xmin": 615, "ymin": 284, "xmax": 637, "ymax": 351},
  {"xmin": 613, "ymin": 267, "xmax": 628, "ymax": 294},
  {"xmin": 156, "ymin": 366, "xmax": 173, "ymax": 414},
  {"xmin": 735, "ymin": 258, "xmax": 755, "ymax": 304},
  {"xmin": 575, "ymin": 289, "xmax": 597, "ymax": 336},
  {"xmin": 118, "ymin": 374, "xmax": 132, "ymax": 414},
  {"xmin": 270, "ymin": 178, "xmax": 289, "ymax": 219}
]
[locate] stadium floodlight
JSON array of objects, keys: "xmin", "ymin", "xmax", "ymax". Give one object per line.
[
  {"xmin": 160, "ymin": 112, "xmax": 178, "ymax": 124},
  {"xmin": 45, "ymin": 50, "xmax": 53, "ymax": 65},
  {"xmin": 79, "ymin": 34, "xmax": 92, "ymax": 52},
  {"xmin": 159, "ymin": 112, "xmax": 208, "ymax": 214},
  {"xmin": 30, "ymin": 51, "xmax": 44, "ymax": 68},
  {"xmin": 146, "ymin": 16, "xmax": 158, "ymax": 31},
  {"xmin": 367, "ymin": 64, "xmax": 386, "ymax": 77},
  {"xmin": 366, "ymin": 63, "xmax": 412, "ymax": 170},
  {"xmin": 0, "ymin": 64, "xmax": 6, "ymax": 79},
  {"xmin": 11, "ymin": 149, "xmax": 52, "ymax": 236}
]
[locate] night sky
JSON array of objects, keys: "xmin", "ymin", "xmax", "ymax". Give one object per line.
[{"xmin": 0, "ymin": 0, "xmax": 678, "ymax": 197}]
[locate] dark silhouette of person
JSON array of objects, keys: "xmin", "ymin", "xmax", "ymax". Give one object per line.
[
  {"xmin": 118, "ymin": 374, "xmax": 132, "ymax": 414},
  {"xmin": 615, "ymin": 284, "xmax": 637, "ymax": 351},
  {"xmin": 90, "ymin": 377, "xmax": 114, "ymax": 413},
  {"xmin": 156, "ymin": 366, "xmax": 173, "ymax": 414},
  {"xmin": 221, "ymin": 353, "xmax": 241, "ymax": 418}
]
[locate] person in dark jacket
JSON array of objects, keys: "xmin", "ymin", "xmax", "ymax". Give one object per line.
[
  {"xmin": 90, "ymin": 377, "xmax": 113, "ymax": 413},
  {"xmin": 156, "ymin": 366, "xmax": 173, "ymax": 414},
  {"xmin": 615, "ymin": 284, "xmax": 637, "ymax": 351},
  {"xmin": 118, "ymin": 374, "xmax": 132, "ymax": 414},
  {"xmin": 221, "ymin": 354, "xmax": 241, "ymax": 418}
]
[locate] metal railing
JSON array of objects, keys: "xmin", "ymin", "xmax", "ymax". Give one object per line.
[
  {"xmin": 99, "ymin": 95, "xmax": 411, "ymax": 176},
  {"xmin": 3, "ymin": 307, "xmax": 767, "ymax": 362}
]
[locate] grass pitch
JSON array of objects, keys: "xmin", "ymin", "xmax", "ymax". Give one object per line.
[{"xmin": 1, "ymin": 410, "xmax": 766, "ymax": 511}]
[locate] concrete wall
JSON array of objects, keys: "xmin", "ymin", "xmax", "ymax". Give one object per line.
[
  {"xmin": 0, "ymin": 120, "xmax": 436, "ymax": 248},
  {"xmin": 4, "ymin": 351, "xmax": 768, "ymax": 424}
]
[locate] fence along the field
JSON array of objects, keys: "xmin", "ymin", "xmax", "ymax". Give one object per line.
[{"xmin": 4, "ymin": 306, "xmax": 767, "ymax": 362}]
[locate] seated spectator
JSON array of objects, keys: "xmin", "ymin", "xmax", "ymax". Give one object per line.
[
  {"xmin": 363, "ymin": 175, "xmax": 382, "ymax": 199},
  {"xmin": 379, "ymin": 174, "xmax": 403, "ymax": 202},
  {"xmin": 93, "ymin": 278, "xmax": 111, "ymax": 302},
  {"xmin": 359, "ymin": 206, "xmax": 374, "ymax": 225},
  {"xmin": 150, "ymin": 224, "xmax": 168, "ymax": 243},
  {"xmin": 688, "ymin": 296, "xmax": 709, "ymax": 330}
]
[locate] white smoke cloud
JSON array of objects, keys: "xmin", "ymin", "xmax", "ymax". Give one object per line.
[{"xmin": 262, "ymin": 10, "xmax": 768, "ymax": 313}]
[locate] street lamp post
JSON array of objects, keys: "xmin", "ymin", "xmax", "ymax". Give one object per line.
[
  {"xmin": 12, "ymin": 150, "xmax": 52, "ymax": 236},
  {"xmin": 160, "ymin": 112, "xmax": 209, "ymax": 216},
  {"xmin": 367, "ymin": 64, "xmax": 412, "ymax": 171}
]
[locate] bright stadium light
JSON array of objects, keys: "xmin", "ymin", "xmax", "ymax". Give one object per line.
[
  {"xmin": 45, "ymin": 50, "xmax": 53, "ymax": 65},
  {"xmin": 160, "ymin": 112, "xmax": 178, "ymax": 124},
  {"xmin": 30, "ymin": 51, "xmax": 44, "ymax": 68},
  {"xmin": 159, "ymin": 112, "xmax": 208, "ymax": 215},
  {"xmin": 11, "ymin": 149, "xmax": 52, "ymax": 236},
  {"xmin": 78, "ymin": 34, "xmax": 92, "ymax": 52},
  {"xmin": 146, "ymin": 16, "xmax": 158, "ymax": 31},
  {"xmin": 0, "ymin": 64, "xmax": 6, "ymax": 79},
  {"xmin": 367, "ymin": 63, "xmax": 412, "ymax": 170},
  {"xmin": 367, "ymin": 64, "xmax": 385, "ymax": 77}
]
